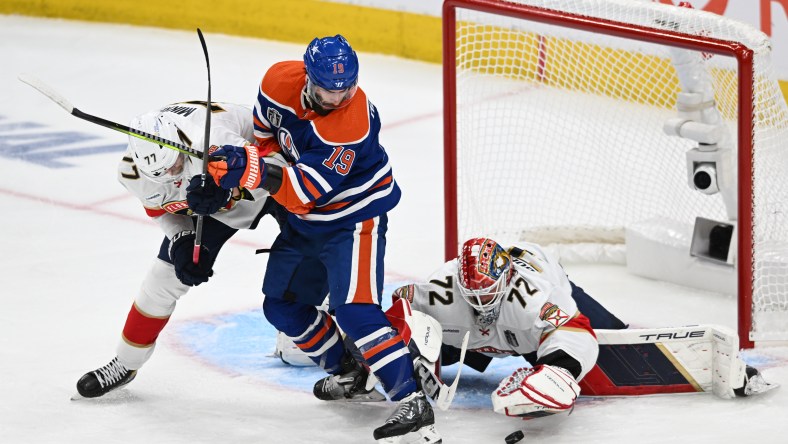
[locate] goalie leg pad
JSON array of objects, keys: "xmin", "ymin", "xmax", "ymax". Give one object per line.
[{"xmin": 492, "ymin": 365, "xmax": 580, "ymax": 418}]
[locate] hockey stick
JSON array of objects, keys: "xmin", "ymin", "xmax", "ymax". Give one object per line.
[
  {"xmin": 193, "ymin": 28, "xmax": 212, "ymax": 264},
  {"xmin": 435, "ymin": 330, "xmax": 470, "ymax": 411},
  {"xmin": 17, "ymin": 73, "xmax": 206, "ymax": 160}
]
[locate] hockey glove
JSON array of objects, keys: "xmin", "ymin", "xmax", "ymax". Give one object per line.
[
  {"xmin": 186, "ymin": 174, "xmax": 231, "ymax": 215},
  {"xmin": 491, "ymin": 364, "xmax": 580, "ymax": 418},
  {"xmin": 207, "ymin": 145, "xmax": 267, "ymax": 190},
  {"xmin": 168, "ymin": 230, "xmax": 215, "ymax": 286}
]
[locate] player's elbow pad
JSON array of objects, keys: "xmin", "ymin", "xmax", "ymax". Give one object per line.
[{"xmin": 260, "ymin": 163, "xmax": 283, "ymax": 193}]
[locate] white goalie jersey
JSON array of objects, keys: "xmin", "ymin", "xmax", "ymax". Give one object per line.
[
  {"xmin": 117, "ymin": 102, "xmax": 275, "ymax": 236},
  {"xmin": 396, "ymin": 241, "xmax": 599, "ymax": 380}
]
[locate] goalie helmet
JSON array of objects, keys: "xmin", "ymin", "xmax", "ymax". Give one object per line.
[
  {"xmin": 128, "ymin": 112, "xmax": 187, "ymax": 184},
  {"xmin": 303, "ymin": 34, "xmax": 359, "ymax": 111},
  {"xmin": 458, "ymin": 238, "xmax": 513, "ymax": 326}
]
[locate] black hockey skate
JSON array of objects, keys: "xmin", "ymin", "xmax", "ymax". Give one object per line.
[
  {"xmin": 734, "ymin": 365, "xmax": 779, "ymax": 397},
  {"xmin": 76, "ymin": 357, "xmax": 137, "ymax": 398},
  {"xmin": 373, "ymin": 391, "xmax": 441, "ymax": 444},
  {"xmin": 313, "ymin": 353, "xmax": 385, "ymax": 402}
]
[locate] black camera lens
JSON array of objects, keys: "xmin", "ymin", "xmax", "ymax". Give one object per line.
[{"xmin": 694, "ymin": 170, "xmax": 712, "ymax": 189}]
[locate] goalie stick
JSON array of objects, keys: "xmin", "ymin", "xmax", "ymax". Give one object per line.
[
  {"xmin": 192, "ymin": 28, "xmax": 212, "ymax": 264},
  {"xmin": 410, "ymin": 330, "xmax": 470, "ymax": 411},
  {"xmin": 435, "ymin": 330, "xmax": 470, "ymax": 410},
  {"xmin": 17, "ymin": 73, "xmax": 207, "ymax": 160}
]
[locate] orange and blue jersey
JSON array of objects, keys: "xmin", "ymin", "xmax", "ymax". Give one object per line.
[{"xmin": 253, "ymin": 61, "xmax": 401, "ymax": 233}]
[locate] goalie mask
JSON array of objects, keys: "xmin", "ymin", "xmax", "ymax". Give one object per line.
[
  {"xmin": 129, "ymin": 112, "xmax": 187, "ymax": 184},
  {"xmin": 458, "ymin": 238, "xmax": 513, "ymax": 327}
]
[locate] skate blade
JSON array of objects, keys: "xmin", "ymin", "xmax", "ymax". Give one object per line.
[
  {"xmin": 376, "ymin": 424, "xmax": 442, "ymax": 444},
  {"xmin": 325, "ymin": 388, "xmax": 386, "ymax": 402},
  {"xmin": 70, "ymin": 393, "xmax": 85, "ymax": 401},
  {"xmin": 345, "ymin": 390, "xmax": 386, "ymax": 402},
  {"xmin": 746, "ymin": 380, "xmax": 780, "ymax": 396}
]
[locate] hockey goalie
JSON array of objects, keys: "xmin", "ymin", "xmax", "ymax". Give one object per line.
[{"xmin": 278, "ymin": 237, "xmax": 777, "ymax": 419}]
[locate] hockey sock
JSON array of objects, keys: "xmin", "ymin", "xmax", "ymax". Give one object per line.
[
  {"xmin": 263, "ymin": 297, "xmax": 345, "ymax": 373},
  {"xmin": 122, "ymin": 303, "xmax": 170, "ymax": 347},
  {"xmin": 335, "ymin": 303, "xmax": 418, "ymax": 401}
]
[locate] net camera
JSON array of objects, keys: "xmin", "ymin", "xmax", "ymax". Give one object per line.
[{"xmin": 691, "ymin": 162, "xmax": 719, "ymax": 194}]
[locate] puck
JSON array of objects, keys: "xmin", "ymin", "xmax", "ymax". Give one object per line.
[{"xmin": 505, "ymin": 430, "xmax": 524, "ymax": 444}]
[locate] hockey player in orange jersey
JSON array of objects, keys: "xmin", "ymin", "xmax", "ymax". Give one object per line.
[{"xmin": 189, "ymin": 35, "xmax": 437, "ymax": 443}]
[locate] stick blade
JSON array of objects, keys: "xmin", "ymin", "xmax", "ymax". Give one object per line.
[
  {"xmin": 18, "ymin": 73, "xmax": 75, "ymax": 113},
  {"xmin": 435, "ymin": 331, "xmax": 470, "ymax": 411}
]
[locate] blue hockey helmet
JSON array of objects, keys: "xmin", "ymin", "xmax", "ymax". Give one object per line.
[
  {"xmin": 304, "ymin": 35, "xmax": 359, "ymax": 90},
  {"xmin": 303, "ymin": 35, "xmax": 359, "ymax": 110}
]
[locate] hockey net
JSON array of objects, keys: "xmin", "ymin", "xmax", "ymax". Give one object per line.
[{"xmin": 443, "ymin": 0, "xmax": 788, "ymax": 346}]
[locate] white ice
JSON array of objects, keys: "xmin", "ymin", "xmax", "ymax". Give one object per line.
[{"xmin": 1, "ymin": 15, "xmax": 787, "ymax": 444}]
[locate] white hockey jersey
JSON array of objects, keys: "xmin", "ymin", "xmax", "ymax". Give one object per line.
[
  {"xmin": 399, "ymin": 241, "xmax": 599, "ymax": 378},
  {"xmin": 117, "ymin": 102, "xmax": 272, "ymax": 235}
]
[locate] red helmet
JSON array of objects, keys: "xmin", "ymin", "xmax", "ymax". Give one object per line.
[{"xmin": 458, "ymin": 238, "xmax": 512, "ymax": 313}]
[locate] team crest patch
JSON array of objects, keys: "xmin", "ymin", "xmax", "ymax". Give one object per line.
[
  {"xmin": 267, "ymin": 107, "xmax": 282, "ymax": 128},
  {"xmin": 393, "ymin": 285, "xmax": 415, "ymax": 303},
  {"xmin": 539, "ymin": 302, "xmax": 570, "ymax": 328},
  {"xmin": 162, "ymin": 200, "xmax": 191, "ymax": 215}
]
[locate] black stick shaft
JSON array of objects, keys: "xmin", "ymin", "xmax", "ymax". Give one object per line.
[{"xmin": 193, "ymin": 28, "xmax": 212, "ymax": 264}]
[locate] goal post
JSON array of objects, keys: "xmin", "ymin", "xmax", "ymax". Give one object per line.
[{"xmin": 442, "ymin": 0, "xmax": 788, "ymax": 347}]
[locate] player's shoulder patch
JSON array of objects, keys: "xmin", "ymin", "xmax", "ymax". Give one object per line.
[
  {"xmin": 539, "ymin": 302, "xmax": 571, "ymax": 328},
  {"xmin": 392, "ymin": 284, "xmax": 416, "ymax": 304}
]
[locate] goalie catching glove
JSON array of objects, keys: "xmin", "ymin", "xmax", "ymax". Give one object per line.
[
  {"xmin": 207, "ymin": 145, "xmax": 266, "ymax": 190},
  {"xmin": 492, "ymin": 364, "xmax": 581, "ymax": 419}
]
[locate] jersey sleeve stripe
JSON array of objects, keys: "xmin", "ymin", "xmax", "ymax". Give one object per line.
[
  {"xmin": 144, "ymin": 207, "xmax": 167, "ymax": 217},
  {"xmin": 282, "ymin": 167, "xmax": 312, "ymax": 204},
  {"xmin": 295, "ymin": 163, "xmax": 333, "ymax": 193},
  {"xmin": 253, "ymin": 115, "xmax": 270, "ymax": 132},
  {"xmin": 297, "ymin": 181, "xmax": 395, "ymax": 221},
  {"xmin": 321, "ymin": 161, "xmax": 391, "ymax": 204},
  {"xmin": 298, "ymin": 169, "xmax": 323, "ymax": 201},
  {"xmin": 317, "ymin": 200, "xmax": 352, "ymax": 211}
]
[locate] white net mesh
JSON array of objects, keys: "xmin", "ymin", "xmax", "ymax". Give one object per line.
[{"xmin": 448, "ymin": 0, "xmax": 788, "ymax": 341}]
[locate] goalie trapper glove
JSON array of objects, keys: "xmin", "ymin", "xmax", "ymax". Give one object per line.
[
  {"xmin": 491, "ymin": 364, "xmax": 581, "ymax": 419},
  {"xmin": 169, "ymin": 230, "xmax": 214, "ymax": 286},
  {"xmin": 186, "ymin": 174, "xmax": 231, "ymax": 215}
]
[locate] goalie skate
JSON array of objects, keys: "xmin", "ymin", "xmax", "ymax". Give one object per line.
[
  {"xmin": 734, "ymin": 366, "xmax": 780, "ymax": 397},
  {"xmin": 74, "ymin": 357, "xmax": 136, "ymax": 399}
]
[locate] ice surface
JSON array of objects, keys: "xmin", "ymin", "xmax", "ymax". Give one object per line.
[{"xmin": 1, "ymin": 15, "xmax": 786, "ymax": 444}]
